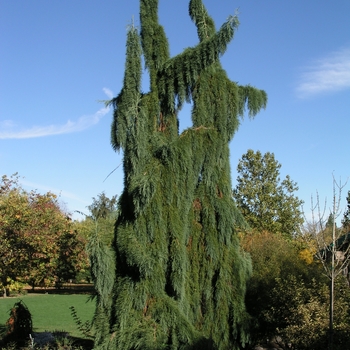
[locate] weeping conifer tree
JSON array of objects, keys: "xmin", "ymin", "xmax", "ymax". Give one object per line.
[{"xmin": 92, "ymin": 1, "xmax": 267, "ymax": 349}]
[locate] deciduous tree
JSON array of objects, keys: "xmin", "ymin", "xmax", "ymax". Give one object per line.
[
  {"xmin": 74, "ymin": 192, "xmax": 118, "ymax": 246},
  {"xmin": 0, "ymin": 174, "xmax": 31, "ymax": 295},
  {"xmin": 55, "ymin": 228, "xmax": 88, "ymax": 287},
  {"xmin": 0, "ymin": 174, "xmax": 88, "ymax": 292},
  {"xmin": 305, "ymin": 177, "xmax": 350, "ymax": 350},
  {"xmin": 240, "ymin": 230, "xmax": 323, "ymax": 344},
  {"xmin": 87, "ymin": 192, "xmax": 117, "ymax": 221}
]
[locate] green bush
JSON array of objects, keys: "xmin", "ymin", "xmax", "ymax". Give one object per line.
[
  {"xmin": 240, "ymin": 231, "xmax": 350, "ymax": 348},
  {"xmin": 264, "ymin": 275, "xmax": 350, "ymax": 349},
  {"xmin": 2, "ymin": 300, "xmax": 32, "ymax": 347}
]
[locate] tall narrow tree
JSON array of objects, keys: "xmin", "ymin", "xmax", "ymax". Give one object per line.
[
  {"xmin": 92, "ymin": 1, "xmax": 267, "ymax": 349},
  {"xmin": 342, "ymin": 190, "xmax": 350, "ymax": 230}
]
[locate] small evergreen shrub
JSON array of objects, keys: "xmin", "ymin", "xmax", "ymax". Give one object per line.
[{"xmin": 3, "ymin": 300, "xmax": 32, "ymax": 346}]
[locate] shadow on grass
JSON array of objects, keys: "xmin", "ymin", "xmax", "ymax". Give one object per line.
[
  {"xmin": 26, "ymin": 284, "xmax": 95, "ymax": 296},
  {"xmin": 70, "ymin": 336, "xmax": 94, "ymax": 349},
  {"xmin": 0, "ymin": 330, "xmax": 94, "ymax": 350}
]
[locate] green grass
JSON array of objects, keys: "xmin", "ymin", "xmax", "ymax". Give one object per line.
[{"xmin": 0, "ymin": 294, "xmax": 95, "ymax": 338}]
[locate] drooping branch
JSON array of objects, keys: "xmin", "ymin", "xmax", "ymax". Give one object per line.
[
  {"xmin": 140, "ymin": 0, "xmax": 170, "ymax": 89},
  {"xmin": 238, "ymin": 85, "xmax": 268, "ymax": 118},
  {"xmin": 157, "ymin": 15, "xmax": 240, "ymax": 115},
  {"xmin": 189, "ymin": 0, "xmax": 216, "ymax": 41},
  {"xmin": 110, "ymin": 26, "xmax": 142, "ymax": 151}
]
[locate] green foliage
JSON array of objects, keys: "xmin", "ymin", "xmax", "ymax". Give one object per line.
[
  {"xmin": 240, "ymin": 231, "xmax": 324, "ymax": 343},
  {"xmin": 87, "ymin": 232, "xmax": 115, "ymax": 345},
  {"xmin": 55, "ymin": 230, "xmax": 88, "ymax": 287},
  {"xmin": 2, "ymin": 300, "xmax": 32, "ymax": 347},
  {"xmin": 265, "ymin": 275, "xmax": 328, "ymax": 349},
  {"xmin": 87, "ymin": 192, "xmax": 117, "ymax": 221},
  {"xmin": 93, "ymin": 1, "xmax": 267, "ymax": 349},
  {"xmin": 241, "ymin": 229, "xmax": 350, "ymax": 349},
  {"xmin": 70, "ymin": 305, "xmax": 93, "ymax": 339},
  {"xmin": 342, "ymin": 190, "xmax": 350, "ymax": 230},
  {"xmin": 72, "ymin": 193, "xmax": 119, "ymax": 287},
  {"xmin": 233, "ymin": 149, "xmax": 304, "ymax": 236},
  {"xmin": 0, "ymin": 174, "xmax": 88, "ymax": 290},
  {"xmin": 0, "ymin": 294, "xmax": 94, "ymax": 338},
  {"xmin": 0, "ymin": 278, "xmax": 26, "ymax": 297},
  {"xmin": 265, "ymin": 276, "xmax": 350, "ymax": 349},
  {"xmin": 74, "ymin": 214, "xmax": 116, "ymax": 248}
]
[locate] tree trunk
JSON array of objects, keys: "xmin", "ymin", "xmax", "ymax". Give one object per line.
[{"xmin": 328, "ymin": 193, "xmax": 336, "ymax": 350}]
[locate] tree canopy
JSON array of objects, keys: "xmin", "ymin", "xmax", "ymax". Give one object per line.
[
  {"xmin": 342, "ymin": 190, "xmax": 350, "ymax": 230},
  {"xmin": 92, "ymin": 1, "xmax": 267, "ymax": 349},
  {"xmin": 87, "ymin": 192, "xmax": 117, "ymax": 220},
  {"xmin": 74, "ymin": 192, "xmax": 118, "ymax": 249},
  {"xmin": 0, "ymin": 174, "xmax": 88, "ymax": 294},
  {"xmin": 233, "ymin": 149, "xmax": 304, "ymax": 236}
]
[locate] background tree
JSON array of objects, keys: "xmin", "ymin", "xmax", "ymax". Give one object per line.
[
  {"xmin": 74, "ymin": 192, "xmax": 118, "ymax": 246},
  {"xmin": 305, "ymin": 177, "xmax": 350, "ymax": 350},
  {"xmin": 72, "ymin": 192, "xmax": 119, "ymax": 284},
  {"xmin": 233, "ymin": 149, "xmax": 304, "ymax": 236},
  {"xmin": 342, "ymin": 190, "xmax": 350, "ymax": 230},
  {"xmin": 0, "ymin": 174, "xmax": 29, "ymax": 295},
  {"xmin": 0, "ymin": 174, "xmax": 88, "ymax": 293},
  {"xmin": 24, "ymin": 191, "xmax": 73, "ymax": 288},
  {"xmin": 55, "ymin": 227, "xmax": 88, "ymax": 287},
  {"xmin": 92, "ymin": 0, "xmax": 267, "ymax": 349},
  {"xmin": 240, "ymin": 227, "xmax": 350, "ymax": 349},
  {"xmin": 240, "ymin": 230, "xmax": 323, "ymax": 344},
  {"xmin": 264, "ymin": 274, "xmax": 350, "ymax": 350},
  {"xmin": 87, "ymin": 192, "xmax": 117, "ymax": 221}
]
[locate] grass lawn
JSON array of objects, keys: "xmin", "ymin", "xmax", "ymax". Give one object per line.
[{"xmin": 0, "ymin": 293, "xmax": 95, "ymax": 338}]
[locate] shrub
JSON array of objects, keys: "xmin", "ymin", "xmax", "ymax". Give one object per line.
[
  {"xmin": 2, "ymin": 300, "xmax": 32, "ymax": 347},
  {"xmin": 262, "ymin": 275, "xmax": 350, "ymax": 349}
]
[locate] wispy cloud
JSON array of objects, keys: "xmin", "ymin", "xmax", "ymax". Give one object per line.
[
  {"xmin": 296, "ymin": 47, "xmax": 350, "ymax": 98},
  {"xmin": 0, "ymin": 88, "xmax": 114, "ymax": 139},
  {"xmin": 102, "ymin": 87, "xmax": 114, "ymax": 99},
  {"xmin": 20, "ymin": 179, "xmax": 89, "ymax": 205}
]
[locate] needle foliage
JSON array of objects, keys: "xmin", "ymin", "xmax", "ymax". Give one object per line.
[{"xmin": 92, "ymin": 1, "xmax": 267, "ymax": 349}]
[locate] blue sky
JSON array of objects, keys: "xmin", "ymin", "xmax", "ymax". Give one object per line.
[{"xmin": 1, "ymin": 0, "xmax": 350, "ymax": 222}]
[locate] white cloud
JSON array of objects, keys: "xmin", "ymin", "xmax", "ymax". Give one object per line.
[
  {"xmin": 20, "ymin": 179, "xmax": 90, "ymax": 218},
  {"xmin": 20, "ymin": 179, "xmax": 89, "ymax": 205},
  {"xmin": 0, "ymin": 120, "xmax": 17, "ymax": 128},
  {"xmin": 103, "ymin": 87, "xmax": 114, "ymax": 99},
  {"xmin": 0, "ymin": 88, "xmax": 114, "ymax": 139},
  {"xmin": 296, "ymin": 47, "xmax": 350, "ymax": 98}
]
